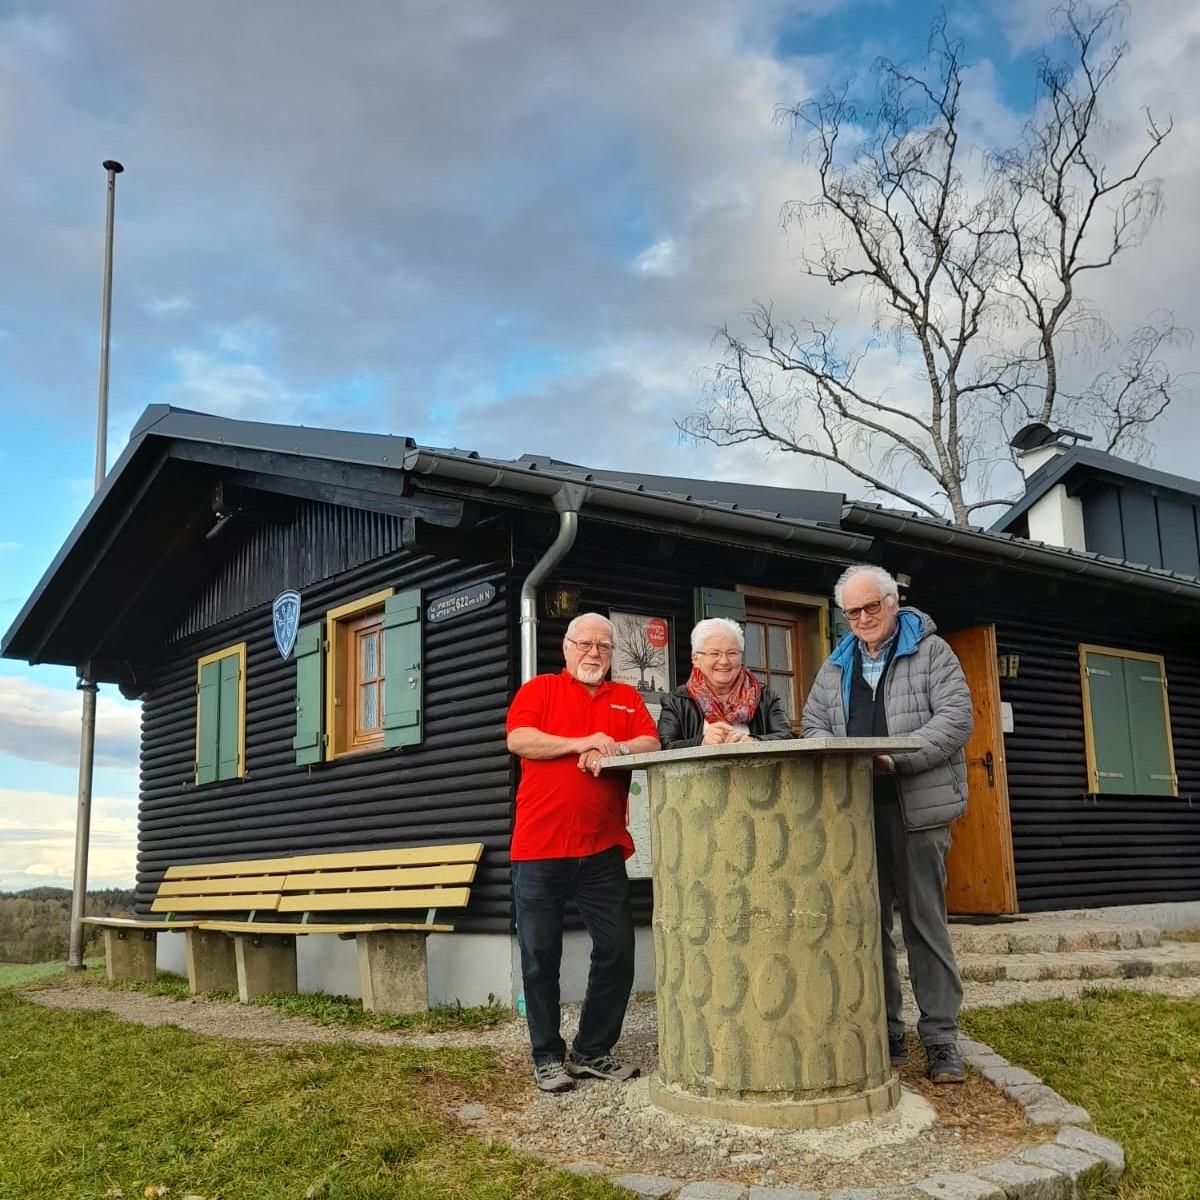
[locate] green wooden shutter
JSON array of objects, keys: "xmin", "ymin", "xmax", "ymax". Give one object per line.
[
  {"xmin": 293, "ymin": 621, "xmax": 325, "ymax": 766},
  {"xmin": 693, "ymin": 587, "xmax": 746, "ymax": 625},
  {"xmin": 1082, "ymin": 650, "xmax": 1135, "ymax": 795},
  {"xmin": 196, "ymin": 658, "xmax": 221, "ymax": 785},
  {"xmin": 217, "ymin": 652, "xmax": 242, "ymax": 780},
  {"xmin": 1123, "ymin": 657, "xmax": 1176, "ymax": 796},
  {"xmin": 382, "ymin": 588, "xmax": 423, "ymax": 748}
]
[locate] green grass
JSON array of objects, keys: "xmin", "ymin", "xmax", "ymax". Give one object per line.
[
  {"xmin": 0, "ymin": 959, "xmax": 103, "ymax": 989},
  {"xmin": 963, "ymin": 990, "xmax": 1200, "ymax": 1200},
  {"xmin": 0, "ymin": 990, "xmax": 623, "ymax": 1200}
]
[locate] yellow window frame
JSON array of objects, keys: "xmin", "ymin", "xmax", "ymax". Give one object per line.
[
  {"xmin": 194, "ymin": 641, "xmax": 247, "ymax": 783},
  {"xmin": 325, "ymin": 588, "xmax": 394, "ymax": 760}
]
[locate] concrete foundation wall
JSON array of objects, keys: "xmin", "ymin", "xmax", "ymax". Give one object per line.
[{"xmin": 156, "ymin": 925, "xmax": 657, "ymax": 1009}]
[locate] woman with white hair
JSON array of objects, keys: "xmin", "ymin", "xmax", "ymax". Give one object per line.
[{"xmin": 657, "ymin": 617, "xmax": 794, "ymax": 748}]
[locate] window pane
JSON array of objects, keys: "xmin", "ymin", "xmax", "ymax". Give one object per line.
[
  {"xmin": 751, "ymin": 669, "xmax": 768, "ymax": 688},
  {"xmin": 744, "ymin": 623, "xmax": 766, "ymax": 669},
  {"xmin": 773, "ymin": 674, "xmax": 795, "ymax": 720},
  {"xmin": 360, "ymin": 683, "xmax": 379, "ymax": 731},
  {"xmin": 360, "ymin": 631, "xmax": 379, "ymax": 680},
  {"xmin": 768, "ymin": 625, "xmax": 792, "ymax": 670}
]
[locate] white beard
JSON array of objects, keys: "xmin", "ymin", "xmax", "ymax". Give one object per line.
[{"xmin": 575, "ymin": 663, "xmax": 607, "ymax": 685}]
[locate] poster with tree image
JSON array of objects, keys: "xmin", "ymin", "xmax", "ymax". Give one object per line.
[{"xmin": 609, "ymin": 611, "xmax": 672, "ymax": 698}]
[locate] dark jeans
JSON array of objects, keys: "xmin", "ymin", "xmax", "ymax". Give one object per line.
[
  {"xmin": 874, "ymin": 793, "xmax": 963, "ymax": 1047},
  {"xmin": 511, "ymin": 846, "xmax": 635, "ymax": 1066}
]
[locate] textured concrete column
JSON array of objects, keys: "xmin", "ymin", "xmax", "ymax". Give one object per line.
[
  {"xmin": 357, "ymin": 931, "xmax": 429, "ymax": 1013},
  {"xmin": 185, "ymin": 929, "xmax": 238, "ymax": 994},
  {"xmin": 607, "ymin": 737, "xmax": 918, "ymax": 1130},
  {"xmin": 233, "ymin": 934, "xmax": 297, "ymax": 1001},
  {"xmin": 103, "ymin": 927, "xmax": 157, "ymax": 983}
]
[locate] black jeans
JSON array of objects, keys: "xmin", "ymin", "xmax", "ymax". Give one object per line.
[{"xmin": 511, "ymin": 846, "xmax": 635, "ymax": 1066}]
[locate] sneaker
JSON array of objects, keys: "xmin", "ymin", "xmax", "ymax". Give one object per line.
[
  {"xmin": 888, "ymin": 1031, "xmax": 908, "ymax": 1064},
  {"xmin": 926, "ymin": 1042, "xmax": 966, "ymax": 1084},
  {"xmin": 533, "ymin": 1060, "xmax": 575, "ymax": 1093},
  {"xmin": 565, "ymin": 1050, "xmax": 641, "ymax": 1081}
]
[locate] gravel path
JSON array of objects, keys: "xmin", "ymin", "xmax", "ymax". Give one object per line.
[{"xmin": 32, "ymin": 971, "xmax": 1198, "ymax": 1192}]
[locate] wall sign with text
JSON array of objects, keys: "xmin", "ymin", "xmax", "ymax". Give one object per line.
[
  {"xmin": 609, "ymin": 611, "xmax": 673, "ymax": 699},
  {"xmin": 426, "ymin": 582, "xmax": 496, "ymax": 624}
]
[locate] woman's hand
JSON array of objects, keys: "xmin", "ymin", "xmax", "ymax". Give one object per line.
[{"xmin": 701, "ymin": 721, "xmax": 736, "ymax": 746}]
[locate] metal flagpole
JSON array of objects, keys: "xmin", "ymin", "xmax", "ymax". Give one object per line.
[{"xmin": 67, "ymin": 159, "xmax": 124, "ymax": 971}]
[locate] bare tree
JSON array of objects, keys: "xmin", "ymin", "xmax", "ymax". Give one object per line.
[{"xmin": 682, "ymin": 3, "xmax": 1181, "ymax": 526}]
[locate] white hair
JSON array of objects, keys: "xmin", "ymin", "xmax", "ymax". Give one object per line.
[
  {"xmin": 833, "ymin": 564, "xmax": 900, "ymax": 610},
  {"xmin": 565, "ymin": 612, "xmax": 614, "ymax": 640},
  {"xmin": 691, "ymin": 617, "xmax": 745, "ymax": 654}
]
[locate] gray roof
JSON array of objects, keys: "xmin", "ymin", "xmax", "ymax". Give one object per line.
[{"xmin": 990, "ymin": 446, "xmax": 1200, "ymax": 534}]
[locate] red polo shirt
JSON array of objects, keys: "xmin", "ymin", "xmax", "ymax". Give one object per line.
[{"xmin": 506, "ymin": 670, "xmax": 658, "ymax": 861}]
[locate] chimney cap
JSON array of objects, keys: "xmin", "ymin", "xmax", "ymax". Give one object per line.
[{"xmin": 1010, "ymin": 422, "xmax": 1094, "ymax": 452}]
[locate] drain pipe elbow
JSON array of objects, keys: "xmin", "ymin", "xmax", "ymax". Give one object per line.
[{"xmin": 520, "ymin": 484, "xmax": 587, "ymax": 683}]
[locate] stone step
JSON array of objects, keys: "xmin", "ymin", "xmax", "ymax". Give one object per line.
[
  {"xmin": 901, "ymin": 941, "xmax": 1200, "ymax": 982},
  {"xmin": 947, "ymin": 920, "xmax": 1161, "ymax": 955}
]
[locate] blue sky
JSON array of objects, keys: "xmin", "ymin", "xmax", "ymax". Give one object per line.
[{"xmin": 2, "ymin": 0, "xmax": 1198, "ymax": 889}]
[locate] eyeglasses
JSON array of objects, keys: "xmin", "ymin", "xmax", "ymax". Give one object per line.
[
  {"xmin": 843, "ymin": 599, "xmax": 884, "ymax": 622},
  {"xmin": 695, "ymin": 650, "xmax": 742, "ymax": 662},
  {"xmin": 565, "ymin": 637, "xmax": 614, "ymax": 654}
]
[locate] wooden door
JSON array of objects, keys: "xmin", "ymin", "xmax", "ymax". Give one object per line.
[{"xmin": 943, "ymin": 625, "xmax": 1018, "ymax": 914}]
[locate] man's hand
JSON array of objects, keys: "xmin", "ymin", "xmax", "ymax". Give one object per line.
[
  {"xmin": 578, "ymin": 748, "xmax": 606, "ymax": 776},
  {"xmin": 576, "ymin": 731, "xmax": 620, "ymax": 757},
  {"xmin": 873, "ymin": 754, "xmax": 895, "ymax": 775}
]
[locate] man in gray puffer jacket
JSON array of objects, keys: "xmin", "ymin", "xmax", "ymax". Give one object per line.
[{"xmin": 802, "ymin": 564, "xmax": 973, "ymax": 1083}]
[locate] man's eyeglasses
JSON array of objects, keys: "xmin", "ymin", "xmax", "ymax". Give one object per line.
[
  {"xmin": 565, "ymin": 637, "xmax": 614, "ymax": 654},
  {"xmin": 695, "ymin": 650, "xmax": 742, "ymax": 662},
  {"xmin": 843, "ymin": 599, "xmax": 884, "ymax": 623}
]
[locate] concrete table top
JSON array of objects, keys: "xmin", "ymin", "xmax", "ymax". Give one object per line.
[{"xmin": 600, "ymin": 735, "xmax": 922, "ymax": 771}]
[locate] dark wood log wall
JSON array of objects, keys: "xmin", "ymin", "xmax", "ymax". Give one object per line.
[
  {"xmin": 136, "ymin": 499, "xmax": 517, "ymax": 932},
  {"xmin": 908, "ymin": 574, "xmax": 1200, "ymax": 911}
]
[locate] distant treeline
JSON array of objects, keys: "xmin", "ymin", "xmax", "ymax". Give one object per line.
[{"xmin": 0, "ymin": 887, "xmax": 137, "ymax": 963}]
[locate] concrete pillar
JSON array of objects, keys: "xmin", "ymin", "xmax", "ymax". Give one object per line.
[
  {"xmin": 357, "ymin": 931, "xmax": 429, "ymax": 1013},
  {"xmin": 233, "ymin": 934, "xmax": 297, "ymax": 1002},
  {"xmin": 607, "ymin": 737, "xmax": 918, "ymax": 1130},
  {"xmin": 185, "ymin": 929, "xmax": 238, "ymax": 994},
  {"xmin": 104, "ymin": 927, "xmax": 158, "ymax": 983}
]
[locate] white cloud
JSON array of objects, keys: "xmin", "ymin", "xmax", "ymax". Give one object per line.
[
  {"xmin": 143, "ymin": 295, "xmax": 190, "ymax": 316},
  {"xmin": 0, "ymin": 540, "xmax": 20, "ymax": 552},
  {"xmin": 634, "ymin": 238, "xmax": 684, "ymax": 277},
  {"xmin": 0, "ymin": 676, "xmax": 140, "ymax": 770},
  {"xmin": 0, "ymin": 787, "xmax": 136, "ymax": 890}
]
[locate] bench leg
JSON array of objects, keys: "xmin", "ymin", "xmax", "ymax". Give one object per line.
[
  {"xmin": 185, "ymin": 929, "xmax": 238, "ymax": 994},
  {"xmin": 233, "ymin": 935, "xmax": 297, "ymax": 1002},
  {"xmin": 357, "ymin": 931, "xmax": 429, "ymax": 1014},
  {"xmin": 104, "ymin": 927, "xmax": 158, "ymax": 984}
]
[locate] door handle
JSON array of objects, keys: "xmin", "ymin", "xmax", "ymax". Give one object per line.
[{"xmin": 971, "ymin": 750, "xmax": 995, "ymax": 787}]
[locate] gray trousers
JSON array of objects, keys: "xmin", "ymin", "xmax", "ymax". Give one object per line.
[{"xmin": 874, "ymin": 795, "xmax": 963, "ymax": 1047}]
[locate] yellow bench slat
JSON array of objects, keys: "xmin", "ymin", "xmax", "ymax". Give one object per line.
[
  {"xmin": 157, "ymin": 875, "xmax": 290, "ymax": 897},
  {"xmin": 196, "ymin": 921, "xmax": 454, "ymax": 935},
  {"xmin": 81, "ymin": 917, "xmax": 199, "ymax": 930},
  {"xmin": 283, "ymin": 844, "xmax": 483, "ymax": 872},
  {"xmin": 161, "ymin": 842, "xmax": 483, "ymax": 881},
  {"xmin": 282, "ymin": 864, "xmax": 477, "ymax": 891},
  {"xmin": 151, "ymin": 894, "xmax": 282, "ymax": 913},
  {"xmin": 276, "ymin": 886, "xmax": 471, "ymax": 913}
]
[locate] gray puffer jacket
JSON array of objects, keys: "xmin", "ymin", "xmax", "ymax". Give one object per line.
[{"xmin": 800, "ymin": 606, "xmax": 973, "ymax": 830}]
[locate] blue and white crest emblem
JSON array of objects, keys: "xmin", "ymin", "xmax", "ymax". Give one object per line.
[{"xmin": 272, "ymin": 589, "xmax": 301, "ymax": 660}]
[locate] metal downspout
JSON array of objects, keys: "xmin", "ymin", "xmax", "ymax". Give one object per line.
[{"xmin": 520, "ymin": 483, "xmax": 587, "ymax": 683}]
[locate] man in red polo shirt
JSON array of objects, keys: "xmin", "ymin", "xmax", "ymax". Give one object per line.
[{"xmin": 506, "ymin": 611, "xmax": 660, "ymax": 1093}]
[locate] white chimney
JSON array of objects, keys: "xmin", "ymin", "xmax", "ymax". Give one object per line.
[{"xmin": 1010, "ymin": 423, "xmax": 1089, "ymax": 552}]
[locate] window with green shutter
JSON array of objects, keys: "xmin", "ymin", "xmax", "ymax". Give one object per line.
[
  {"xmin": 1079, "ymin": 644, "xmax": 1177, "ymax": 797},
  {"xmin": 306, "ymin": 585, "xmax": 424, "ymax": 763},
  {"xmin": 195, "ymin": 643, "xmax": 246, "ymax": 784}
]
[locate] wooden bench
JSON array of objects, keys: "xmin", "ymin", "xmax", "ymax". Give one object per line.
[{"xmin": 83, "ymin": 843, "xmax": 483, "ymax": 1013}]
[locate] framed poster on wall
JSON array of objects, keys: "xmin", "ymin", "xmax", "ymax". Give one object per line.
[{"xmin": 609, "ymin": 610, "xmax": 673, "ymax": 701}]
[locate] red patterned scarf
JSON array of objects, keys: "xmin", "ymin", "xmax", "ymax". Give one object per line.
[{"xmin": 686, "ymin": 665, "xmax": 763, "ymax": 727}]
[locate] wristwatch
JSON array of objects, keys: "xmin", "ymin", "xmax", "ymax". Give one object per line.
[{"xmin": 617, "ymin": 742, "xmax": 631, "ymax": 756}]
